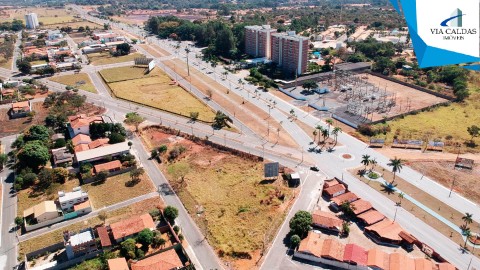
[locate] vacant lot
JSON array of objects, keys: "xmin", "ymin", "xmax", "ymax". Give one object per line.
[
  {"xmin": 100, "ymin": 66, "xmax": 216, "ymax": 122},
  {"xmin": 47, "ymin": 21, "xmax": 101, "ymax": 30},
  {"xmin": 138, "ymin": 44, "xmax": 165, "ymax": 58},
  {"xmin": 99, "ymin": 65, "xmax": 154, "ymax": 83},
  {"xmin": 377, "ymin": 93, "xmax": 480, "ymax": 152},
  {"xmin": 349, "ymin": 166, "xmax": 480, "ymax": 251},
  {"xmin": 141, "ymin": 127, "xmax": 293, "ymax": 267},
  {"xmin": 82, "ymin": 172, "xmax": 154, "ymax": 208},
  {"xmin": 0, "ymin": 101, "xmax": 50, "ymax": 137},
  {"xmin": 88, "ymin": 52, "xmax": 142, "ymax": 66},
  {"xmin": 17, "ymin": 178, "xmax": 80, "ymax": 217},
  {"xmin": 0, "ymin": 7, "xmax": 76, "ymax": 25},
  {"xmin": 19, "ymin": 197, "xmax": 164, "ymax": 257},
  {"xmin": 49, "ymin": 73, "xmax": 97, "ymax": 93}
]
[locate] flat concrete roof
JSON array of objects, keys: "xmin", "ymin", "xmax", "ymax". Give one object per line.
[{"xmin": 75, "ymin": 142, "xmax": 130, "ymax": 162}]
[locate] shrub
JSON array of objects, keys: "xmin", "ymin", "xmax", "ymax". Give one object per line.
[{"xmin": 163, "ymin": 206, "xmax": 179, "ymax": 223}]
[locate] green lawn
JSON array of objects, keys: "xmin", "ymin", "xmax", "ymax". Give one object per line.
[
  {"xmin": 88, "ymin": 52, "xmax": 143, "ymax": 66},
  {"xmin": 101, "ymin": 66, "xmax": 216, "ymax": 122},
  {"xmin": 49, "ymin": 73, "xmax": 97, "ymax": 93}
]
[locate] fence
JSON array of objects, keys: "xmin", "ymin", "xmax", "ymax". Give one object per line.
[
  {"xmin": 82, "ymin": 165, "xmax": 136, "ymax": 184},
  {"xmin": 26, "ymin": 242, "xmax": 65, "ymax": 261},
  {"xmin": 25, "ymin": 216, "xmax": 65, "ymax": 232}
]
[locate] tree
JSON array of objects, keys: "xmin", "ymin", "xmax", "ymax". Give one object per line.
[
  {"xmin": 137, "ymin": 228, "xmax": 154, "ymax": 247},
  {"xmin": 98, "ymin": 210, "xmax": 108, "ymax": 224},
  {"xmin": 213, "ymin": 111, "xmax": 232, "ymax": 129},
  {"xmin": 325, "ymin": 119, "xmax": 334, "ymax": 137},
  {"xmin": 95, "ymin": 171, "xmax": 109, "ymax": 183},
  {"xmin": 120, "ymin": 238, "xmax": 137, "ymax": 259},
  {"xmin": 463, "ymin": 227, "xmax": 472, "ymax": 248},
  {"xmin": 70, "ymin": 94, "xmax": 86, "ymax": 111},
  {"xmin": 361, "ymin": 154, "xmax": 371, "ymax": 171},
  {"xmin": 125, "ymin": 112, "xmax": 145, "ymax": 132},
  {"xmin": 130, "ymin": 168, "xmax": 145, "ymax": 182},
  {"xmin": 78, "ymin": 26, "xmax": 85, "ymax": 32},
  {"xmin": 167, "ymin": 162, "xmax": 190, "ymax": 184},
  {"xmin": 16, "ymin": 59, "xmax": 31, "ymax": 74},
  {"xmin": 289, "ymin": 211, "xmax": 312, "ymax": 237},
  {"xmin": 462, "ymin": 212, "xmax": 473, "ymax": 229},
  {"xmin": 342, "ymin": 221, "xmax": 350, "ymax": 236},
  {"xmin": 0, "ymin": 153, "xmax": 7, "ymax": 170},
  {"xmin": 116, "ymin": 43, "xmax": 131, "ymax": 56},
  {"xmin": 397, "ymin": 192, "xmax": 405, "ymax": 206},
  {"xmin": 189, "ymin": 111, "xmax": 199, "ymax": 121},
  {"xmin": 467, "ymin": 125, "xmax": 479, "ymax": 142},
  {"xmin": 387, "ymin": 157, "xmax": 404, "ymax": 184},
  {"xmin": 340, "ymin": 201, "xmax": 356, "ymax": 218},
  {"xmin": 290, "ymin": 234, "xmax": 301, "ymax": 247},
  {"xmin": 163, "ymin": 206, "xmax": 179, "ymax": 223},
  {"xmin": 331, "ymin": 127, "xmax": 342, "ymax": 148},
  {"xmin": 206, "ymin": 89, "xmax": 213, "ymax": 99},
  {"xmin": 158, "ymin": 145, "xmax": 168, "ymax": 154},
  {"xmin": 24, "ymin": 125, "xmax": 50, "ymax": 143},
  {"xmin": 312, "ymin": 130, "xmax": 317, "ymax": 143},
  {"xmin": 14, "ymin": 217, "xmax": 23, "ymax": 227},
  {"xmin": 152, "ymin": 235, "xmax": 166, "ymax": 248},
  {"xmin": 108, "ymin": 132, "xmax": 126, "ymax": 144},
  {"xmin": 18, "ymin": 141, "xmax": 50, "ymax": 169},
  {"xmin": 151, "ymin": 149, "xmax": 158, "ymax": 159},
  {"xmin": 302, "ymin": 80, "xmax": 318, "ymax": 93}
]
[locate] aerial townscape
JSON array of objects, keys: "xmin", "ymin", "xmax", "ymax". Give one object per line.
[{"xmin": 0, "ymin": 0, "xmax": 478, "ymax": 270}]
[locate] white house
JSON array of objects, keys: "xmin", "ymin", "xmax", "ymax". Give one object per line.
[{"xmin": 58, "ymin": 187, "xmax": 89, "ymax": 212}]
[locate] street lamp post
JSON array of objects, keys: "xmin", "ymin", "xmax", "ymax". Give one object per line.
[{"xmin": 449, "ymin": 176, "xmax": 456, "ymax": 197}]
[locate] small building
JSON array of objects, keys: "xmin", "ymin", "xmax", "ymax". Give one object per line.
[
  {"xmin": 47, "ymin": 30, "xmax": 64, "ymax": 41},
  {"xmin": 9, "ymin": 101, "xmax": 31, "ymax": 119},
  {"xmin": 351, "ymin": 199, "xmax": 373, "ymax": 215},
  {"xmin": 130, "ymin": 249, "xmax": 183, "ymax": 270},
  {"xmin": 399, "ymin": 231, "xmax": 417, "ymax": 251},
  {"xmin": 323, "ymin": 184, "xmax": 347, "ymax": 199},
  {"xmin": 367, "ymin": 248, "xmax": 389, "ymax": 270},
  {"xmin": 88, "ymin": 138, "xmax": 110, "ymax": 150},
  {"xmin": 323, "ymin": 178, "xmax": 340, "ymax": 188},
  {"xmin": 365, "ymin": 219, "xmax": 403, "ymax": 245},
  {"xmin": 357, "ymin": 210, "xmax": 385, "ymax": 226},
  {"xmin": 94, "ymin": 160, "xmax": 122, "ymax": 174},
  {"xmin": 414, "ymin": 258, "xmax": 434, "ymax": 270},
  {"xmin": 96, "ymin": 226, "xmax": 113, "ymax": 249},
  {"xmin": 82, "ymin": 44, "xmax": 107, "ymax": 54},
  {"xmin": 321, "ymin": 238, "xmax": 345, "ymax": 262},
  {"xmin": 107, "ymin": 257, "xmax": 129, "ymax": 270},
  {"xmin": 23, "ymin": 201, "xmax": 60, "ymax": 225},
  {"xmin": 343, "ymin": 243, "xmax": 367, "ymax": 268},
  {"xmin": 110, "ymin": 214, "xmax": 155, "ymax": 243},
  {"xmin": 330, "ymin": 192, "xmax": 359, "ymax": 211},
  {"xmin": 58, "ymin": 187, "xmax": 90, "ymax": 212},
  {"xmin": 72, "ymin": 134, "xmax": 93, "ymax": 146},
  {"xmin": 311, "ymin": 210, "xmax": 342, "ymax": 233},
  {"xmin": 52, "ymin": 147, "xmax": 74, "ymax": 167},
  {"xmin": 64, "ymin": 228, "xmax": 98, "ymax": 260},
  {"xmin": 75, "ymin": 142, "xmax": 131, "ymax": 164},
  {"xmin": 389, "ymin": 253, "xmax": 415, "ymax": 270},
  {"xmin": 437, "ymin": 262, "xmax": 456, "ymax": 270},
  {"xmin": 68, "ymin": 114, "xmax": 104, "ymax": 137},
  {"xmin": 51, "ymin": 133, "xmax": 65, "ymax": 141}
]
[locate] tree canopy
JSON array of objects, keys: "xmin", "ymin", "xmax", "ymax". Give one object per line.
[
  {"xmin": 18, "ymin": 141, "xmax": 50, "ymax": 169},
  {"xmin": 289, "ymin": 210, "xmax": 312, "ymax": 237},
  {"xmin": 163, "ymin": 206, "xmax": 179, "ymax": 223}
]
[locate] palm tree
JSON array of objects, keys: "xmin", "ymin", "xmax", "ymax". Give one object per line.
[
  {"xmin": 315, "ymin": 125, "xmax": 324, "ymax": 145},
  {"xmin": 463, "ymin": 227, "xmax": 472, "ymax": 248},
  {"xmin": 312, "ymin": 130, "xmax": 318, "ymax": 143},
  {"xmin": 462, "ymin": 213, "xmax": 473, "ymax": 229},
  {"xmin": 361, "ymin": 154, "xmax": 371, "ymax": 171},
  {"xmin": 321, "ymin": 128, "xmax": 329, "ymax": 144},
  {"xmin": 370, "ymin": 158, "xmax": 377, "ymax": 172},
  {"xmin": 397, "ymin": 192, "xmax": 405, "ymax": 206},
  {"xmin": 387, "ymin": 157, "xmax": 404, "ymax": 184},
  {"xmin": 325, "ymin": 119, "xmax": 334, "ymax": 138},
  {"xmin": 331, "ymin": 127, "xmax": 342, "ymax": 148}
]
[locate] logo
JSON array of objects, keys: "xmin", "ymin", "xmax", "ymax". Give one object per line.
[{"xmin": 440, "ymin": 8, "xmax": 464, "ymax": 27}]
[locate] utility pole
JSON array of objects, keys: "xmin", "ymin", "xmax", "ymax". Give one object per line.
[
  {"xmin": 449, "ymin": 176, "xmax": 456, "ymax": 197},
  {"xmin": 185, "ymin": 46, "xmax": 191, "ymax": 77},
  {"xmin": 393, "ymin": 206, "xmax": 399, "ymax": 221}
]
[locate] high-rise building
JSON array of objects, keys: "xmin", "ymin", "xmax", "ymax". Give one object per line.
[
  {"xmin": 244, "ymin": 25, "xmax": 277, "ymax": 58},
  {"xmin": 25, "ymin": 13, "xmax": 39, "ymax": 29},
  {"xmin": 271, "ymin": 31, "xmax": 309, "ymax": 76}
]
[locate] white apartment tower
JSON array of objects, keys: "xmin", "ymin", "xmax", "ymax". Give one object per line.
[{"xmin": 25, "ymin": 13, "xmax": 39, "ymax": 29}]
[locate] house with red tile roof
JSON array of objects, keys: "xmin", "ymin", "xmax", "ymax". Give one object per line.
[
  {"xmin": 68, "ymin": 114, "xmax": 104, "ymax": 137},
  {"xmin": 96, "ymin": 226, "xmax": 112, "ymax": 248},
  {"xmin": 107, "ymin": 257, "xmax": 129, "ymax": 270},
  {"xmin": 389, "ymin": 253, "xmax": 415, "ymax": 270},
  {"xmin": 330, "ymin": 192, "xmax": 359, "ymax": 206},
  {"xmin": 130, "ymin": 248, "xmax": 183, "ymax": 270},
  {"xmin": 72, "ymin": 134, "xmax": 92, "ymax": 147},
  {"xmin": 9, "ymin": 101, "xmax": 31, "ymax": 119},
  {"xmin": 88, "ymin": 138, "xmax": 110, "ymax": 149},
  {"xmin": 110, "ymin": 214, "xmax": 155, "ymax": 243},
  {"xmin": 321, "ymin": 238, "xmax": 345, "ymax": 262},
  {"xmin": 94, "ymin": 160, "xmax": 122, "ymax": 174},
  {"xmin": 357, "ymin": 210, "xmax": 385, "ymax": 226},
  {"xmin": 343, "ymin": 243, "xmax": 367, "ymax": 267},
  {"xmin": 365, "ymin": 219, "xmax": 403, "ymax": 245},
  {"xmin": 311, "ymin": 210, "xmax": 342, "ymax": 233},
  {"xmin": 351, "ymin": 199, "xmax": 373, "ymax": 215},
  {"xmin": 323, "ymin": 178, "xmax": 340, "ymax": 188},
  {"xmin": 323, "ymin": 184, "xmax": 346, "ymax": 198},
  {"xmin": 367, "ymin": 248, "xmax": 389, "ymax": 270}
]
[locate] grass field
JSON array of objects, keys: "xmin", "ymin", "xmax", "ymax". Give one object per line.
[
  {"xmin": 88, "ymin": 52, "xmax": 142, "ymax": 66},
  {"xmin": 17, "ymin": 178, "xmax": 79, "ymax": 217},
  {"xmin": 99, "ymin": 65, "xmax": 154, "ymax": 83},
  {"xmin": 30, "ymin": 60, "xmax": 48, "ymax": 66},
  {"xmin": 82, "ymin": 172, "xmax": 154, "ymax": 209},
  {"xmin": 19, "ymin": 197, "xmax": 164, "ymax": 257},
  {"xmin": 375, "ymin": 93, "xmax": 480, "ymax": 152},
  {"xmin": 100, "ymin": 66, "xmax": 216, "ymax": 122},
  {"xmin": 49, "ymin": 73, "xmax": 97, "ymax": 93},
  {"xmin": 0, "ymin": 7, "xmax": 76, "ymax": 25},
  {"xmin": 141, "ymin": 127, "xmax": 292, "ymax": 261},
  {"xmin": 0, "ymin": 56, "xmax": 12, "ymax": 69}
]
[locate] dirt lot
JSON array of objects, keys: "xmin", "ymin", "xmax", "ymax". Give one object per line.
[
  {"xmin": 0, "ymin": 101, "xmax": 49, "ymax": 137},
  {"xmin": 141, "ymin": 127, "xmax": 295, "ymax": 269},
  {"xmin": 163, "ymin": 59, "xmax": 298, "ymax": 148},
  {"xmin": 19, "ymin": 197, "xmax": 164, "ymax": 257},
  {"xmin": 0, "ymin": 7, "xmax": 76, "ymax": 25},
  {"xmin": 408, "ymin": 160, "xmax": 480, "ymax": 205},
  {"xmin": 349, "ymin": 166, "xmax": 480, "ymax": 253},
  {"xmin": 49, "ymin": 73, "xmax": 97, "ymax": 93},
  {"xmin": 100, "ymin": 66, "xmax": 216, "ymax": 122},
  {"xmin": 138, "ymin": 44, "xmax": 170, "ymax": 58},
  {"xmin": 87, "ymin": 52, "xmax": 142, "ymax": 66},
  {"xmin": 83, "ymin": 172, "xmax": 154, "ymax": 209}
]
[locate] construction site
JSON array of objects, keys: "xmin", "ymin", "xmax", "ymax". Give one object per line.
[{"xmin": 280, "ymin": 70, "xmax": 449, "ymax": 128}]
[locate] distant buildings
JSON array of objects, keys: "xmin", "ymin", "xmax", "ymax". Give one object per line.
[
  {"xmin": 245, "ymin": 25, "xmax": 309, "ymax": 76},
  {"xmin": 25, "ymin": 13, "xmax": 39, "ymax": 29}
]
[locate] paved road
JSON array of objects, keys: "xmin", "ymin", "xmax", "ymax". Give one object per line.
[{"xmin": 0, "ymin": 135, "xmax": 19, "ymax": 270}]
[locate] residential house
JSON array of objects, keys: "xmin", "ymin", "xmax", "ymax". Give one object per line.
[
  {"xmin": 107, "ymin": 257, "xmax": 129, "ymax": 270},
  {"xmin": 367, "ymin": 248, "xmax": 389, "ymax": 270},
  {"xmin": 67, "ymin": 114, "xmax": 104, "ymax": 137},
  {"xmin": 75, "ymin": 142, "xmax": 130, "ymax": 164},
  {"xmin": 330, "ymin": 192, "xmax": 359, "ymax": 211},
  {"xmin": 47, "ymin": 30, "xmax": 64, "ymax": 41},
  {"xmin": 110, "ymin": 214, "xmax": 155, "ymax": 243},
  {"xmin": 365, "ymin": 219, "xmax": 403, "ymax": 245},
  {"xmin": 94, "ymin": 160, "xmax": 122, "ymax": 174},
  {"xmin": 321, "ymin": 238, "xmax": 345, "ymax": 262},
  {"xmin": 311, "ymin": 210, "xmax": 342, "ymax": 233},
  {"xmin": 58, "ymin": 187, "xmax": 91, "ymax": 213},
  {"xmin": 399, "ymin": 231, "xmax": 417, "ymax": 251},
  {"xmin": 52, "ymin": 147, "xmax": 74, "ymax": 167},
  {"xmin": 414, "ymin": 258, "xmax": 434, "ymax": 270},
  {"xmin": 23, "ymin": 201, "xmax": 60, "ymax": 224},
  {"xmin": 323, "ymin": 178, "xmax": 340, "ymax": 188},
  {"xmin": 389, "ymin": 253, "xmax": 415, "ymax": 270},
  {"xmin": 343, "ymin": 244, "xmax": 367, "ymax": 268},
  {"xmin": 438, "ymin": 262, "xmax": 456, "ymax": 270},
  {"xmin": 82, "ymin": 44, "xmax": 107, "ymax": 54},
  {"xmin": 130, "ymin": 249, "xmax": 183, "ymax": 270},
  {"xmin": 88, "ymin": 138, "xmax": 110, "ymax": 150},
  {"xmin": 96, "ymin": 226, "xmax": 113, "ymax": 249},
  {"xmin": 72, "ymin": 134, "xmax": 92, "ymax": 152},
  {"xmin": 351, "ymin": 199, "xmax": 373, "ymax": 215},
  {"xmin": 357, "ymin": 210, "xmax": 385, "ymax": 226},
  {"xmin": 9, "ymin": 101, "xmax": 31, "ymax": 119},
  {"xmin": 323, "ymin": 183, "xmax": 346, "ymax": 199},
  {"xmin": 64, "ymin": 228, "xmax": 98, "ymax": 260}
]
